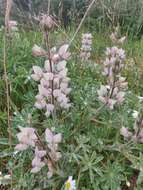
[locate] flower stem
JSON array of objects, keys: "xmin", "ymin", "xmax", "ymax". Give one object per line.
[{"xmin": 44, "ymin": 31, "xmax": 54, "ymax": 105}]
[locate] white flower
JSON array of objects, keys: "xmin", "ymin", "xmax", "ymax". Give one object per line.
[
  {"xmin": 126, "ymin": 181, "xmax": 130, "ymax": 187},
  {"xmin": 132, "ymin": 110, "xmax": 139, "ymax": 119},
  {"xmin": 65, "ymin": 176, "xmax": 76, "ymax": 190}
]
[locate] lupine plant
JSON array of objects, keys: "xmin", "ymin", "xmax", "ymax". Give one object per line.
[
  {"xmin": 15, "ymin": 14, "xmax": 71, "ymax": 179},
  {"xmin": 2, "ymin": 5, "xmax": 143, "ymax": 189},
  {"xmin": 31, "ymin": 16, "xmax": 71, "ymax": 117}
]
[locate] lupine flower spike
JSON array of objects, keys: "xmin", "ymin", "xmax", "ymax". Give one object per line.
[
  {"xmin": 80, "ymin": 33, "xmax": 92, "ymax": 60},
  {"xmin": 98, "ymin": 46, "xmax": 128, "ymax": 109},
  {"xmin": 31, "ymin": 44, "xmax": 71, "ymax": 117},
  {"xmin": 15, "ymin": 127, "xmax": 62, "ymax": 178}
]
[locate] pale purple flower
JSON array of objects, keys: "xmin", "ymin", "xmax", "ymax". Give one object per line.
[
  {"xmin": 45, "ymin": 129, "xmax": 62, "ymax": 145},
  {"xmin": 120, "ymin": 127, "xmax": 132, "ymax": 139},
  {"xmin": 15, "ymin": 126, "xmax": 37, "ymax": 151},
  {"xmin": 45, "ymin": 104, "xmax": 55, "ymax": 117},
  {"xmin": 45, "ymin": 128, "xmax": 62, "ymax": 161},
  {"xmin": 44, "ymin": 60, "xmax": 52, "ymax": 72},
  {"xmin": 31, "ymin": 66, "xmax": 43, "ymax": 81},
  {"xmin": 31, "ymin": 147, "xmax": 46, "ymax": 173},
  {"xmin": 105, "ymin": 47, "xmax": 125, "ymax": 60},
  {"xmin": 43, "ymin": 72, "xmax": 54, "ymax": 81},
  {"xmin": 35, "ymin": 95, "xmax": 46, "ymax": 109},
  {"xmin": 58, "ymin": 44, "xmax": 71, "ymax": 60}
]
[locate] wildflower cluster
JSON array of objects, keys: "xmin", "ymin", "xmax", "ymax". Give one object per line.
[
  {"xmin": 80, "ymin": 33, "xmax": 92, "ymax": 60},
  {"xmin": 31, "ymin": 44, "xmax": 71, "ymax": 117},
  {"xmin": 15, "ymin": 126, "xmax": 62, "ymax": 178},
  {"xmin": 97, "ymin": 44, "xmax": 128, "ymax": 109}
]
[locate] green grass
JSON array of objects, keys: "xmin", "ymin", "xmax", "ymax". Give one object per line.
[{"xmin": 1, "ymin": 29, "xmax": 143, "ymax": 189}]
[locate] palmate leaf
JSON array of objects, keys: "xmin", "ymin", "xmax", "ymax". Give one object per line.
[
  {"xmin": 75, "ymin": 135, "xmax": 90, "ymax": 153},
  {"xmin": 100, "ymin": 161, "xmax": 124, "ymax": 190},
  {"xmin": 80, "ymin": 151, "xmax": 103, "ymax": 183}
]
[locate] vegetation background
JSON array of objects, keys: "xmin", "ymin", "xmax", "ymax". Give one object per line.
[{"xmin": 1, "ymin": 0, "xmax": 143, "ymax": 190}]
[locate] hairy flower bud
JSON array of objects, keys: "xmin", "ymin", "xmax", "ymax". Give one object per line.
[{"xmin": 32, "ymin": 44, "xmax": 47, "ymax": 57}]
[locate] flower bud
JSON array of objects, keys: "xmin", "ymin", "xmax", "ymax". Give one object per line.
[
  {"xmin": 40, "ymin": 15, "xmax": 55, "ymax": 31},
  {"xmin": 32, "ymin": 44, "xmax": 46, "ymax": 57}
]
